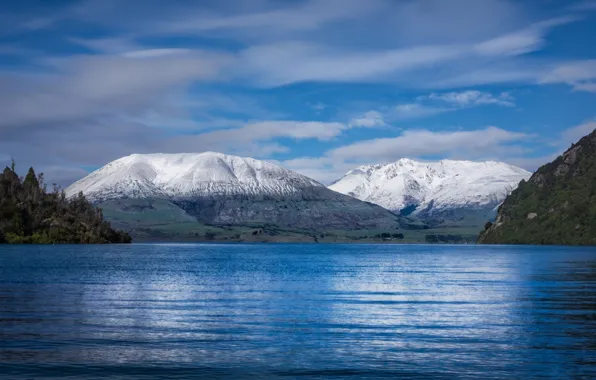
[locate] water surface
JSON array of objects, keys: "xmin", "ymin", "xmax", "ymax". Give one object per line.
[{"xmin": 1, "ymin": 244, "xmax": 595, "ymax": 379}]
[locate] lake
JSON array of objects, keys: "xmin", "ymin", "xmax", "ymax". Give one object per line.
[{"xmin": 1, "ymin": 244, "xmax": 595, "ymax": 379}]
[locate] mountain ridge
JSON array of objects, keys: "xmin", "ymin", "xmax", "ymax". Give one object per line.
[
  {"xmin": 66, "ymin": 152, "xmax": 324, "ymax": 201},
  {"xmin": 329, "ymin": 158, "xmax": 530, "ymax": 224},
  {"xmin": 66, "ymin": 152, "xmax": 410, "ymax": 238}
]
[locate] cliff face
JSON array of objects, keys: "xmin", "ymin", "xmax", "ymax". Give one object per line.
[{"xmin": 479, "ymin": 128, "xmax": 596, "ymax": 245}]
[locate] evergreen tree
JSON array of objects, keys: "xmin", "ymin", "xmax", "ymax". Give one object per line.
[{"xmin": 23, "ymin": 167, "xmax": 39, "ymax": 190}]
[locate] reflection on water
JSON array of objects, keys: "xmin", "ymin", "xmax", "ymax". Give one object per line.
[{"xmin": 0, "ymin": 244, "xmax": 595, "ymax": 379}]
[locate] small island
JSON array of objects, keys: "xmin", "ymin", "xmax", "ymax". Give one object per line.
[{"xmin": 0, "ymin": 163, "xmax": 131, "ymax": 244}]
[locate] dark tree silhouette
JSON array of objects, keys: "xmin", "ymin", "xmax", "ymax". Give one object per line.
[{"xmin": 0, "ymin": 164, "xmax": 131, "ymax": 244}]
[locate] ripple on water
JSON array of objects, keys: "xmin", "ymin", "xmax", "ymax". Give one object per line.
[{"xmin": 0, "ymin": 244, "xmax": 595, "ymax": 379}]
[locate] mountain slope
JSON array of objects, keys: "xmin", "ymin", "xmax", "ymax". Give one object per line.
[
  {"xmin": 66, "ymin": 152, "xmax": 408, "ymax": 236},
  {"xmin": 329, "ymin": 159, "xmax": 530, "ymax": 225},
  {"xmin": 479, "ymin": 128, "xmax": 596, "ymax": 245}
]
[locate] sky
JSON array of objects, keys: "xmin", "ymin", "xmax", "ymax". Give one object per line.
[{"xmin": 1, "ymin": 0, "xmax": 596, "ymax": 186}]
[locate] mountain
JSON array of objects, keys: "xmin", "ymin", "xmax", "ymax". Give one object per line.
[
  {"xmin": 66, "ymin": 152, "xmax": 409, "ymax": 241},
  {"xmin": 66, "ymin": 152, "xmax": 324, "ymax": 201},
  {"xmin": 329, "ymin": 159, "xmax": 531, "ymax": 226},
  {"xmin": 479, "ymin": 128, "xmax": 596, "ymax": 245}
]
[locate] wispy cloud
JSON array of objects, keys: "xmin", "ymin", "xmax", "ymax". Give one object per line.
[
  {"xmin": 239, "ymin": 42, "xmax": 466, "ymax": 87},
  {"xmin": 290, "ymin": 119, "xmax": 596, "ymax": 183},
  {"xmin": 348, "ymin": 111, "xmax": 386, "ymax": 128},
  {"xmin": 423, "ymin": 90, "xmax": 515, "ymax": 107},
  {"xmin": 540, "ymin": 60, "xmax": 596, "ymax": 92},
  {"xmin": 328, "ymin": 126, "xmax": 528, "ymax": 162},
  {"xmin": 560, "ymin": 120, "xmax": 596, "ymax": 144},
  {"xmin": 280, "ymin": 126, "xmax": 530, "ymax": 183},
  {"xmin": 1, "ymin": 0, "xmax": 594, "ymax": 186},
  {"xmin": 570, "ymin": 1, "xmax": 596, "ymax": 11},
  {"xmin": 474, "ymin": 17, "xmax": 576, "ymax": 57},
  {"xmin": 357, "ymin": 90, "xmax": 515, "ymax": 124},
  {"xmin": 391, "ymin": 103, "xmax": 455, "ymax": 120},
  {"xmin": 0, "ymin": 51, "xmax": 232, "ymax": 129},
  {"xmin": 157, "ymin": 0, "xmax": 385, "ymax": 37}
]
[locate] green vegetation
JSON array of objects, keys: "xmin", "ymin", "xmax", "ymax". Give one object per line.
[
  {"xmin": 90, "ymin": 186, "xmax": 480, "ymax": 244},
  {"xmin": 479, "ymin": 128, "xmax": 596, "ymax": 245},
  {"xmin": 0, "ymin": 163, "xmax": 131, "ymax": 244}
]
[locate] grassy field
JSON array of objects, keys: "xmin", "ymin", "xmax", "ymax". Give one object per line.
[{"xmin": 99, "ymin": 198, "xmax": 482, "ymax": 243}]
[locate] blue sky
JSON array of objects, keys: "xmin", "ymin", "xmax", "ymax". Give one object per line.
[{"xmin": 1, "ymin": 0, "xmax": 595, "ymax": 185}]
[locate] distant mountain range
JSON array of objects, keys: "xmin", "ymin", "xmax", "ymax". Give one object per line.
[
  {"xmin": 66, "ymin": 152, "xmax": 533, "ymax": 242},
  {"xmin": 66, "ymin": 152, "xmax": 407, "ymax": 242},
  {"xmin": 479, "ymin": 127, "xmax": 596, "ymax": 245},
  {"xmin": 329, "ymin": 159, "xmax": 530, "ymax": 226}
]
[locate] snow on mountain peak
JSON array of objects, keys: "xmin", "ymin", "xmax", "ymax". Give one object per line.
[
  {"xmin": 328, "ymin": 159, "xmax": 531, "ymax": 215},
  {"xmin": 66, "ymin": 152, "xmax": 323, "ymax": 201}
]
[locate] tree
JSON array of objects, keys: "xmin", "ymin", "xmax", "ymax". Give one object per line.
[{"xmin": 23, "ymin": 167, "xmax": 39, "ymax": 190}]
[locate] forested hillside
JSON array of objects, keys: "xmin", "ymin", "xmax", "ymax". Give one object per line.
[
  {"xmin": 479, "ymin": 128, "xmax": 596, "ymax": 245},
  {"xmin": 0, "ymin": 163, "xmax": 131, "ymax": 244}
]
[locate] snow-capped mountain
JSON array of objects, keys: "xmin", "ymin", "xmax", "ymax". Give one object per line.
[
  {"xmin": 329, "ymin": 159, "xmax": 531, "ymax": 219},
  {"xmin": 66, "ymin": 152, "xmax": 322, "ymax": 201},
  {"xmin": 66, "ymin": 152, "xmax": 405, "ymax": 231}
]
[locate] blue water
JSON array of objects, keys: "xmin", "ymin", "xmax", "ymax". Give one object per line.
[{"xmin": 1, "ymin": 244, "xmax": 595, "ymax": 379}]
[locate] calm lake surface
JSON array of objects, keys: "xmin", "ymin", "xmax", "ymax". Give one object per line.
[{"xmin": 1, "ymin": 244, "xmax": 596, "ymax": 379}]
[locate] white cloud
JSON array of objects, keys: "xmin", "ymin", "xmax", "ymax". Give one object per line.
[
  {"xmin": 286, "ymin": 120, "xmax": 596, "ymax": 182},
  {"xmin": 475, "ymin": 31, "xmax": 544, "ymax": 57},
  {"xmin": 570, "ymin": 1, "xmax": 596, "ymax": 11},
  {"xmin": 424, "ymin": 90, "xmax": 515, "ymax": 107},
  {"xmin": 69, "ymin": 37, "xmax": 141, "ymax": 54},
  {"xmin": 123, "ymin": 49, "xmax": 193, "ymax": 58},
  {"xmin": 572, "ymin": 82, "xmax": 596, "ymax": 92},
  {"xmin": 391, "ymin": 103, "xmax": 455, "ymax": 120},
  {"xmin": 282, "ymin": 156, "xmax": 352, "ymax": 184},
  {"xmin": 0, "ymin": 51, "xmax": 232, "ymax": 129},
  {"xmin": 2, "ymin": 0, "xmax": 592, "ymax": 186},
  {"xmin": 505, "ymin": 154, "xmax": 559, "ymax": 171},
  {"xmin": 366, "ymin": 91, "xmax": 515, "ymax": 123},
  {"xmin": 233, "ymin": 13, "xmax": 577, "ymax": 88},
  {"xmin": 164, "ymin": 120, "xmax": 347, "ymax": 156},
  {"xmin": 155, "ymin": 0, "xmax": 386, "ymax": 38},
  {"xmin": 329, "ymin": 126, "xmax": 528, "ymax": 162},
  {"xmin": 474, "ymin": 17, "xmax": 575, "ymax": 57},
  {"xmin": 236, "ymin": 120, "xmax": 345, "ymax": 141},
  {"xmin": 348, "ymin": 111, "xmax": 386, "ymax": 128},
  {"xmin": 506, "ymin": 120, "xmax": 596, "ymax": 170},
  {"xmin": 560, "ymin": 120, "xmax": 596, "ymax": 145},
  {"xmin": 311, "ymin": 102, "xmax": 327, "ymax": 111},
  {"xmin": 540, "ymin": 60, "xmax": 596, "ymax": 92},
  {"xmin": 281, "ymin": 127, "xmax": 531, "ymax": 183},
  {"xmin": 239, "ymin": 42, "xmax": 467, "ymax": 86}
]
